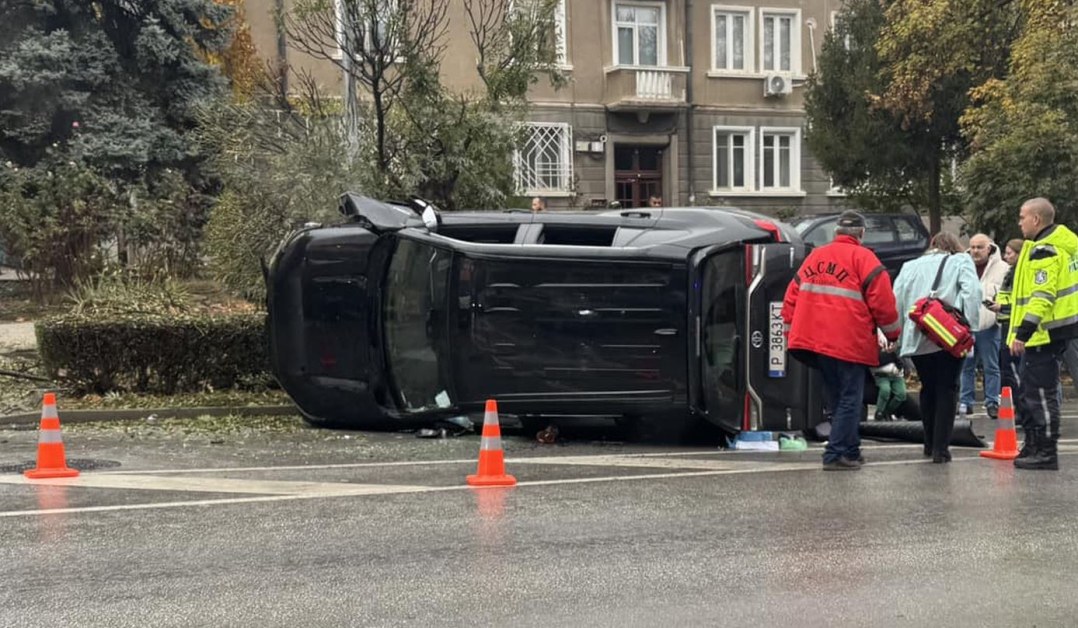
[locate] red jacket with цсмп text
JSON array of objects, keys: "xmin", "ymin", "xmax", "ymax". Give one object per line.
[{"xmin": 781, "ymin": 234, "xmax": 901, "ymax": 366}]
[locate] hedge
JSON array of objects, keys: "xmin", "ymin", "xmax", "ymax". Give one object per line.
[{"xmin": 36, "ymin": 312, "xmax": 271, "ymax": 395}]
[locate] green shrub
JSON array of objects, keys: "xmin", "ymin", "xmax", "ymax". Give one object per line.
[{"xmin": 36, "ymin": 312, "xmax": 270, "ymax": 395}]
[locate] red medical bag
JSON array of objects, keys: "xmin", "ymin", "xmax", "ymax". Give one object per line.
[{"xmin": 908, "ymin": 255, "xmax": 974, "ymax": 359}]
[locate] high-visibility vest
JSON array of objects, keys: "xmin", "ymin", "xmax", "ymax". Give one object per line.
[{"xmin": 1007, "ymin": 224, "xmax": 1078, "ymax": 347}]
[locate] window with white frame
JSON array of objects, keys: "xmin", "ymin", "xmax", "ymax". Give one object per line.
[
  {"xmin": 759, "ymin": 127, "xmax": 801, "ymax": 191},
  {"xmin": 335, "ymin": 0, "xmax": 399, "ymax": 58},
  {"xmin": 713, "ymin": 126, "xmax": 755, "ymax": 191},
  {"xmin": 552, "ymin": 0, "xmax": 568, "ymax": 65},
  {"xmin": 712, "ymin": 6, "xmax": 753, "ymax": 72},
  {"xmin": 760, "ymin": 9, "xmax": 801, "ymax": 73},
  {"xmin": 511, "ymin": 0, "xmax": 569, "ymax": 66},
  {"xmin": 516, "ymin": 123, "xmax": 574, "ymax": 194},
  {"xmin": 614, "ymin": 2, "xmax": 664, "ymax": 66}
]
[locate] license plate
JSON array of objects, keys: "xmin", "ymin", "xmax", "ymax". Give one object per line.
[{"xmin": 768, "ymin": 301, "xmax": 786, "ymax": 377}]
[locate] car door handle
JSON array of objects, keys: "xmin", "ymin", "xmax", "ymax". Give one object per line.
[{"xmin": 654, "ymin": 328, "xmax": 677, "ymax": 336}]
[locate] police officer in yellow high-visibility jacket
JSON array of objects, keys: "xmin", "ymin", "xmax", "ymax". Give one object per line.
[{"xmin": 1007, "ymin": 198, "xmax": 1078, "ymax": 470}]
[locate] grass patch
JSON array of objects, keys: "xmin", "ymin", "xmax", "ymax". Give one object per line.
[
  {"xmin": 1, "ymin": 351, "xmax": 289, "ymax": 415},
  {"xmin": 63, "ymin": 413, "xmax": 312, "ymax": 438},
  {"xmin": 63, "ymin": 388, "xmax": 291, "ymax": 410},
  {"xmin": 0, "ymin": 281, "xmax": 67, "ymax": 322}
]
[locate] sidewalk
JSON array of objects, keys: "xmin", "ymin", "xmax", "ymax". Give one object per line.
[
  {"xmin": 0, "ymin": 322, "xmax": 35, "ymax": 353},
  {"xmin": 0, "ymin": 265, "xmax": 24, "ymax": 281}
]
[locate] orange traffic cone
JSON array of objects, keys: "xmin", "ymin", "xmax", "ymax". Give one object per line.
[
  {"xmin": 466, "ymin": 399, "xmax": 517, "ymax": 487},
  {"xmin": 980, "ymin": 386, "xmax": 1019, "ymax": 460},
  {"xmin": 24, "ymin": 392, "xmax": 80, "ymax": 479}
]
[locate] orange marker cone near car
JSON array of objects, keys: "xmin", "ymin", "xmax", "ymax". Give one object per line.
[
  {"xmin": 466, "ymin": 399, "xmax": 517, "ymax": 487},
  {"xmin": 24, "ymin": 392, "xmax": 79, "ymax": 479},
  {"xmin": 980, "ymin": 386, "xmax": 1019, "ymax": 460}
]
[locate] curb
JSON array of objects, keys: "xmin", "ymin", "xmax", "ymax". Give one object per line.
[{"xmin": 1, "ymin": 404, "xmax": 299, "ymax": 427}]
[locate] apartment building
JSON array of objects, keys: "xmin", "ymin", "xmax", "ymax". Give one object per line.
[{"xmin": 246, "ymin": 0, "xmax": 850, "ymax": 213}]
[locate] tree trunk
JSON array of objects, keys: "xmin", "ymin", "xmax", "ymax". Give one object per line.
[
  {"xmin": 927, "ymin": 150, "xmax": 942, "ymax": 236},
  {"xmin": 373, "ymin": 89, "xmax": 388, "ymax": 173}
]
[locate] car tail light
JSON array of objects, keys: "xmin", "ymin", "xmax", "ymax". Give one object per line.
[{"xmin": 753, "ymin": 219, "xmax": 784, "ymax": 242}]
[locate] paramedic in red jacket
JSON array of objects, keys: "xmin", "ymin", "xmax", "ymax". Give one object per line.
[{"xmin": 782, "ymin": 211, "xmax": 901, "ymax": 470}]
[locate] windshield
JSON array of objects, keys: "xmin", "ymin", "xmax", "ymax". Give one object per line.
[{"xmin": 384, "ymin": 238, "xmax": 453, "ymax": 412}]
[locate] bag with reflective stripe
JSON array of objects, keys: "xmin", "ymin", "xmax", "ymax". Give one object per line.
[{"xmin": 908, "ymin": 255, "xmax": 975, "ymax": 358}]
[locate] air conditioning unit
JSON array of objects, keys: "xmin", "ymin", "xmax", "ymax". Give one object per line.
[{"xmin": 763, "ymin": 73, "xmax": 793, "ymax": 97}]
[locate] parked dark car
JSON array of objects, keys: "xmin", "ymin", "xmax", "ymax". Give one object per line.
[
  {"xmin": 788, "ymin": 212, "xmax": 929, "ymax": 277},
  {"xmin": 265, "ymin": 193, "xmax": 828, "ymax": 437}
]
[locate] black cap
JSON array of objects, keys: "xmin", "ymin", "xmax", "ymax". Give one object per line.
[{"xmin": 836, "ymin": 210, "xmax": 866, "ymax": 229}]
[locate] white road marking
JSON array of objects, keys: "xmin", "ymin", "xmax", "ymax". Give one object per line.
[
  {"xmin": 1, "ymin": 450, "xmax": 1076, "ymax": 519},
  {"xmin": 0, "ymin": 474, "xmax": 431, "ymax": 496},
  {"xmin": 97, "ymin": 459, "xmax": 476, "ymax": 476},
  {"xmin": 515, "ymin": 455, "xmax": 746, "ymax": 470}
]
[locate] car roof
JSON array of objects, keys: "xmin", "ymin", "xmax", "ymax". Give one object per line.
[{"xmin": 339, "ymin": 194, "xmax": 799, "ymax": 261}]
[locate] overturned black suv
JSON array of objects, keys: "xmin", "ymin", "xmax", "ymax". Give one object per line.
[{"xmin": 266, "ymin": 194, "xmax": 827, "ymax": 437}]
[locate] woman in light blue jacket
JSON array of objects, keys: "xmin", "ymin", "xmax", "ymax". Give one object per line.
[{"xmin": 893, "ymin": 232, "xmax": 982, "ymax": 463}]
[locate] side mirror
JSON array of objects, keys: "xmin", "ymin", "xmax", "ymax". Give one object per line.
[
  {"xmin": 411, "ymin": 198, "xmax": 442, "ymax": 231},
  {"xmin": 422, "ymin": 206, "xmax": 438, "ymax": 231}
]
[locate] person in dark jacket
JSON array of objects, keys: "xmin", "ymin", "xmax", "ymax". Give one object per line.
[
  {"xmin": 782, "ymin": 211, "xmax": 901, "ymax": 470},
  {"xmin": 989, "ymin": 238, "xmax": 1023, "ymax": 414}
]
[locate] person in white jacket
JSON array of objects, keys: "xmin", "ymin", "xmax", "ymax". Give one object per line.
[{"xmin": 959, "ymin": 234, "xmax": 1009, "ymax": 418}]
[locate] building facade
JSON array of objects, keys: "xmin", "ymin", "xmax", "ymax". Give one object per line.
[{"xmin": 246, "ymin": 0, "xmax": 851, "ymax": 214}]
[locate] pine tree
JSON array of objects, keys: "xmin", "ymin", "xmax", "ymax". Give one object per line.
[{"xmin": 0, "ymin": 0, "xmax": 235, "ymax": 287}]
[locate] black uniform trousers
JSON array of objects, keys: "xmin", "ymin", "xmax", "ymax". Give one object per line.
[{"xmin": 1016, "ymin": 341, "xmax": 1064, "ymax": 441}]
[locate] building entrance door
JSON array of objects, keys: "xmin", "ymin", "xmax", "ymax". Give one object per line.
[{"xmin": 614, "ymin": 145, "xmax": 663, "ymax": 208}]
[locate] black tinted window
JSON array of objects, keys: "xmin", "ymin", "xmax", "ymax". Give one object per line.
[
  {"xmin": 862, "ymin": 217, "xmax": 895, "ymax": 245},
  {"xmin": 896, "ymin": 217, "xmax": 927, "ymax": 243},
  {"xmin": 803, "ymin": 218, "xmax": 836, "ymax": 246}
]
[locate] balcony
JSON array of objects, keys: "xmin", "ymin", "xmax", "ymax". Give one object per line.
[{"xmin": 603, "ymin": 66, "xmax": 690, "ymax": 112}]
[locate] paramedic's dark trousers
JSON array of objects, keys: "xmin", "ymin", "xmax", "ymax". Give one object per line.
[
  {"xmin": 1017, "ymin": 341, "xmax": 1064, "ymax": 443},
  {"xmin": 911, "ymin": 351, "xmax": 963, "ymax": 458},
  {"xmin": 816, "ymin": 354, "xmax": 865, "ymax": 463}
]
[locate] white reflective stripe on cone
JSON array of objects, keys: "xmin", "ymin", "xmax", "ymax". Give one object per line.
[
  {"xmin": 483, "ymin": 411, "xmax": 497, "ymax": 425},
  {"xmin": 38, "ymin": 430, "xmax": 63, "ymax": 443},
  {"xmin": 42, "ymin": 406, "xmax": 58, "ymax": 420},
  {"xmin": 480, "ymin": 436, "xmax": 502, "ymax": 451}
]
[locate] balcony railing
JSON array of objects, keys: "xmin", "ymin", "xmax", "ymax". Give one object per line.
[{"xmin": 603, "ymin": 66, "xmax": 690, "ymax": 110}]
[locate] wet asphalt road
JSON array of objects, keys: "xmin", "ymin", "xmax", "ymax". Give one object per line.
[{"xmin": 1, "ymin": 411, "xmax": 1077, "ymax": 627}]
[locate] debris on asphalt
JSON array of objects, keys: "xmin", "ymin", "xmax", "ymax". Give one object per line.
[
  {"xmin": 536, "ymin": 423, "xmax": 559, "ymax": 444},
  {"xmin": 415, "ymin": 416, "xmax": 474, "ymax": 439},
  {"xmin": 778, "ymin": 433, "xmax": 809, "ymax": 451}
]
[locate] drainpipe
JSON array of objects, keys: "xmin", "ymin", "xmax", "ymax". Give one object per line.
[{"xmin": 684, "ymin": 0, "xmax": 696, "ymax": 205}]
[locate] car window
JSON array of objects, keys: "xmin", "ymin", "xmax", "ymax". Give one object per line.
[
  {"xmin": 803, "ymin": 218, "xmax": 836, "ymax": 246},
  {"xmin": 895, "ymin": 216, "xmax": 927, "ymax": 244},
  {"xmin": 862, "ymin": 217, "xmax": 895, "ymax": 245}
]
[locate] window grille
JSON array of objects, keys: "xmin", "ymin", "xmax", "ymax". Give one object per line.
[{"xmin": 515, "ymin": 123, "xmax": 573, "ymax": 194}]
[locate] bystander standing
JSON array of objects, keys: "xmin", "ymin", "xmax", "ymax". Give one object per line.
[
  {"xmin": 958, "ymin": 234, "xmax": 1008, "ymax": 418},
  {"xmin": 893, "ymin": 232, "xmax": 981, "ymax": 463}
]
